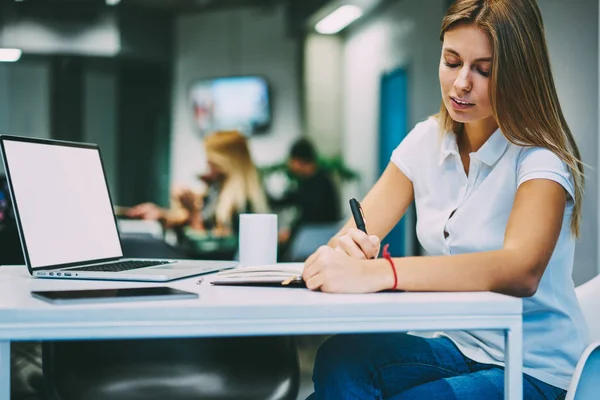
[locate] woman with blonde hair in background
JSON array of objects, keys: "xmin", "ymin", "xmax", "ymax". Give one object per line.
[
  {"xmin": 128, "ymin": 130, "xmax": 268, "ymax": 237},
  {"xmin": 304, "ymin": 0, "xmax": 587, "ymax": 398}
]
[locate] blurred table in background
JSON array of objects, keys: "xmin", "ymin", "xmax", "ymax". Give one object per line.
[{"xmin": 117, "ymin": 219, "xmax": 163, "ymax": 240}]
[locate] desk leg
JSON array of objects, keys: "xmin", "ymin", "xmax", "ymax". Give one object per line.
[
  {"xmin": 505, "ymin": 322, "xmax": 523, "ymax": 400},
  {"xmin": 0, "ymin": 341, "xmax": 9, "ymax": 400}
]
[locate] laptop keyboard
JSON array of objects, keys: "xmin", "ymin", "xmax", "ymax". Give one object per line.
[{"xmin": 68, "ymin": 260, "xmax": 173, "ymax": 273}]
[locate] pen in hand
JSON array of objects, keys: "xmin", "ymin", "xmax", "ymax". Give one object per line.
[
  {"xmin": 349, "ymin": 198, "xmax": 378, "ymax": 259},
  {"xmin": 349, "ymin": 198, "xmax": 367, "ymax": 233}
]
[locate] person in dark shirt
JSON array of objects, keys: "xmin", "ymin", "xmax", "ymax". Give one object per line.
[{"xmin": 276, "ymin": 138, "xmax": 341, "ymax": 244}]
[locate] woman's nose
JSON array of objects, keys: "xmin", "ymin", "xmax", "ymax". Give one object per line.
[{"xmin": 454, "ymin": 67, "xmax": 472, "ymax": 93}]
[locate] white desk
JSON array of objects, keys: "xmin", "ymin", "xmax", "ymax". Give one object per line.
[{"xmin": 0, "ymin": 265, "xmax": 523, "ymax": 399}]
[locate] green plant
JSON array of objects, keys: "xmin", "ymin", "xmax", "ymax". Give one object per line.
[{"xmin": 259, "ymin": 156, "xmax": 360, "ymax": 182}]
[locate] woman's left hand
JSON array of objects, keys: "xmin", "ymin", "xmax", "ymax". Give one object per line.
[{"xmin": 302, "ymin": 246, "xmax": 380, "ymax": 293}]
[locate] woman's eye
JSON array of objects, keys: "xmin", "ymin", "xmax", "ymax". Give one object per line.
[
  {"xmin": 444, "ymin": 61, "xmax": 460, "ymax": 68},
  {"xmin": 477, "ymin": 69, "xmax": 490, "ymax": 77}
]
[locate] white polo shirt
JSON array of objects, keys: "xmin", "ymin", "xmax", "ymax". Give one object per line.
[{"xmin": 390, "ymin": 117, "xmax": 589, "ymax": 389}]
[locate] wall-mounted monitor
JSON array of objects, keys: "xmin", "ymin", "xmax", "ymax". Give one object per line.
[{"xmin": 189, "ymin": 76, "xmax": 271, "ymax": 136}]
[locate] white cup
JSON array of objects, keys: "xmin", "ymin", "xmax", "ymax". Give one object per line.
[{"xmin": 238, "ymin": 213, "xmax": 278, "ymax": 267}]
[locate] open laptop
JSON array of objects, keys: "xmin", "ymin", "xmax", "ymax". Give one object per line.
[{"xmin": 0, "ymin": 135, "xmax": 237, "ymax": 281}]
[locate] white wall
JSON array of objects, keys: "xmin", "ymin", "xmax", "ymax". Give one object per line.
[
  {"xmin": 170, "ymin": 4, "xmax": 301, "ymax": 189},
  {"xmin": 540, "ymin": 0, "xmax": 598, "ymax": 284},
  {"xmin": 304, "ymin": 34, "xmax": 344, "ymax": 157},
  {"xmin": 0, "ymin": 60, "xmax": 51, "ymax": 175},
  {"xmin": 340, "ymin": 0, "xmax": 599, "ymax": 283},
  {"xmin": 343, "ymin": 0, "xmax": 446, "ymax": 193}
]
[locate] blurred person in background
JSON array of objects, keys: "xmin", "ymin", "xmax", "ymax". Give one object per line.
[
  {"xmin": 127, "ymin": 130, "xmax": 269, "ymax": 240},
  {"xmin": 273, "ymin": 138, "xmax": 341, "ymax": 244}
]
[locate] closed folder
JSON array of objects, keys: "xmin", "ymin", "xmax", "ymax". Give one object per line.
[{"xmin": 209, "ymin": 264, "xmax": 306, "ymax": 288}]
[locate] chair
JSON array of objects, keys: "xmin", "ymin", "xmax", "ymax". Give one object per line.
[
  {"xmin": 574, "ymin": 274, "xmax": 600, "ymax": 340},
  {"xmin": 286, "ymin": 222, "xmax": 343, "ymax": 262},
  {"xmin": 44, "ymin": 337, "xmax": 299, "ymax": 400},
  {"xmin": 11, "ymin": 342, "xmax": 45, "ymax": 400},
  {"xmin": 43, "ymin": 235, "xmax": 300, "ymax": 400},
  {"xmin": 566, "ymin": 274, "xmax": 600, "ymax": 400}
]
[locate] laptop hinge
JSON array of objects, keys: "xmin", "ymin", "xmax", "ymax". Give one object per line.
[{"xmin": 33, "ymin": 257, "xmax": 123, "ymax": 271}]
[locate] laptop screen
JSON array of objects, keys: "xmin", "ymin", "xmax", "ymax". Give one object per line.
[{"xmin": 1, "ymin": 138, "xmax": 123, "ymax": 269}]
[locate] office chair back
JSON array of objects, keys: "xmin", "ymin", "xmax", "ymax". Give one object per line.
[
  {"xmin": 566, "ymin": 274, "xmax": 600, "ymax": 400},
  {"xmin": 44, "ymin": 337, "xmax": 299, "ymax": 400},
  {"xmin": 575, "ymin": 274, "xmax": 600, "ymax": 341}
]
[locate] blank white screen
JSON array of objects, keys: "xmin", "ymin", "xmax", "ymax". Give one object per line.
[{"xmin": 2, "ymin": 140, "xmax": 122, "ymax": 268}]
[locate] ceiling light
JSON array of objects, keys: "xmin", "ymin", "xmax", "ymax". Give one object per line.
[
  {"xmin": 315, "ymin": 5, "xmax": 363, "ymax": 34},
  {"xmin": 0, "ymin": 49, "xmax": 22, "ymax": 62},
  {"xmin": 106, "ymin": 0, "xmax": 121, "ymax": 5}
]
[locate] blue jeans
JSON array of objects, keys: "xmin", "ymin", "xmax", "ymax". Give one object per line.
[{"xmin": 307, "ymin": 333, "xmax": 566, "ymax": 400}]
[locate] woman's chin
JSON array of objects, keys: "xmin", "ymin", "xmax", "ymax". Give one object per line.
[{"xmin": 446, "ymin": 107, "xmax": 476, "ymax": 124}]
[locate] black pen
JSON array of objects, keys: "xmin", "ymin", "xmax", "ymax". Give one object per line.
[{"xmin": 349, "ymin": 198, "xmax": 367, "ymax": 233}]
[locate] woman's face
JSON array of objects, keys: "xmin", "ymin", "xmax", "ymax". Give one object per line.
[{"xmin": 439, "ymin": 24, "xmax": 494, "ymax": 125}]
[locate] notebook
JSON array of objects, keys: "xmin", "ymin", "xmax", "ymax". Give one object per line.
[
  {"xmin": 0, "ymin": 135, "xmax": 237, "ymax": 282},
  {"xmin": 210, "ymin": 263, "xmax": 306, "ymax": 288}
]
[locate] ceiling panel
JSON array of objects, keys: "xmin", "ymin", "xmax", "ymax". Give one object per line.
[
  {"xmin": 129, "ymin": 0, "xmax": 278, "ymax": 13},
  {"xmin": 0, "ymin": 0, "xmax": 282, "ymax": 14}
]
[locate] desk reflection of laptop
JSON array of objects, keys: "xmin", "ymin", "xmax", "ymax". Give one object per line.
[{"xmin": 0, "ymin": 135, "xmax": 237, "ymax": 282}]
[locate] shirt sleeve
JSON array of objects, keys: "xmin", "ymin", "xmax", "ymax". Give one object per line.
[
  {"xmin": 517, "ymin": 147, "xmax": 575, "ymax": 204},
  {"xmin": 390, "ymin": 118, "xmax": 433, "ymax": 182}
]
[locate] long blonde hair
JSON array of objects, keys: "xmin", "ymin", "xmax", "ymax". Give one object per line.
[
  {"xmin": 204, "ymin": 130, "xmax": 269, "ymax": 228},
  {"xmin": 439, "ymin": 0, "xmax": 584, "ymax": 236}
]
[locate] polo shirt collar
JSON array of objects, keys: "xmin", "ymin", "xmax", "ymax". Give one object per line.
[
  {"xmin": 438, "ymin": 132, "xmax": 459, "ymax": 166},
  {"xmin": 476, "ymin": 127, "xmax": 508, "ymax": 166},
  {"xmin": 438, "ymin": 127, "xmax": 508, "ymax": 167}
]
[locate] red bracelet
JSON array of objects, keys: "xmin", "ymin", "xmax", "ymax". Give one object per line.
[{"xmin": 382, "ymin": 244, "xmax": 398, "ymax": 291}]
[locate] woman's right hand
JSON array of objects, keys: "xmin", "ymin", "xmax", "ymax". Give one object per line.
[{"xmin": 335, "ymin": 228, "xmax": 381, "ymax": 260}]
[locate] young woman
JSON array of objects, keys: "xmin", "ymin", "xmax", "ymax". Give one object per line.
[
  {"xmin": 303, "ymin": 0, "xmax": 588, "ymax": 398},
  {"xmin": 127, "ymin": 130, "xmax": 268, "ymax": 236}
]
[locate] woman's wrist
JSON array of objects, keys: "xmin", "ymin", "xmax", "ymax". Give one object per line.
[{"xmin": 362, "ymin": 259, "xmax": 397, "ymax": 292}]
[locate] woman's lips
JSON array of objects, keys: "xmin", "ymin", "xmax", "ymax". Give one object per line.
[{"xmin": 450, "ymin": 96, "xmax": 474, "ymax": 111}]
